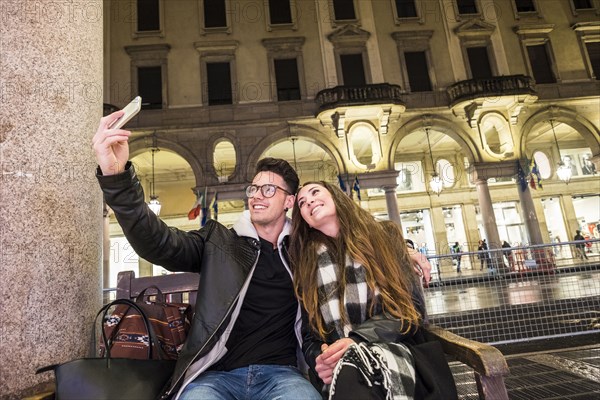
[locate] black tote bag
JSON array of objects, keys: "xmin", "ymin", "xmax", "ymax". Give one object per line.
[{"xmin": 37, "ymin": 299, "xmax": 176, "ymax": 400}]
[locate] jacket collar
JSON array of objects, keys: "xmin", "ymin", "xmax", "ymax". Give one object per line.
[{"xmin": 232, "ymin": 210, "xmax": 291, "ymax": 246}]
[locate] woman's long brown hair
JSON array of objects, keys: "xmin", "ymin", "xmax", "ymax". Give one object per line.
[{"xmin": 290, "ymin": 181, "xmax": 421, "ymax": 340}]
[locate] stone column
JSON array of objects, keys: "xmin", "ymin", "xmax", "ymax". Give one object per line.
[
  {"xmin": 474, "ymin": 178, "xmax": 505, "ymax": 272},
  {"xmin": 516, "ymin": 184, "xmax": 544, "ymax": 245},
  {"xmin": 474, "ymin": 179, "xmax": 501, "ymax": 248},
  {"xmin": 560, "ymin": 195, "xmax": 580, "ymax": 242},
  {"xmin": 0, "ymin": 2, "xmax": 104, "ymax": 397},
  {"xmin": 462, "ymin": 203, "xmax": 480, "ymax": 251},
  {"xmin": 430, "ymin": 206, "xmax": 449, "ymax": 254},
  {"xmin": 383, "ymin": 185, "xmax": 402, "ymax": 227}
]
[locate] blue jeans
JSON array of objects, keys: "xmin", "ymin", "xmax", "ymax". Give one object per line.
[{"xmin": 179, "ymin": 365, "xmax": 321, "ymax": 400}]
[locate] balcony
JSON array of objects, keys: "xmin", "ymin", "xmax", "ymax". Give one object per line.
[
  {"xmin": 315, "ymin": 83, "xmax": 405, "ymax": 112},
  {"xmin": 447, "ymin": 75, "xmax": 536, "ymax": 106},
  {"xmin": 447, "ymin": 75, "xmax": 538, "ymax": 127}
]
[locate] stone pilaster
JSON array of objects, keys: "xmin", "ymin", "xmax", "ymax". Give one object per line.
[{"xmin": 0, "ymin": 2, "xmax": 104, "ymax": 397}]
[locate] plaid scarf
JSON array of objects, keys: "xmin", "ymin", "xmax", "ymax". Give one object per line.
[{"xmin": 317, "ymin": 246, "xmax": 416, "ymax": 400}]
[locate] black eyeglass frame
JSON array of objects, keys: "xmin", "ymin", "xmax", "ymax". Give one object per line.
[{"xmin": 245, "ymin": 184, "xmax": 292, "ymax": 198}]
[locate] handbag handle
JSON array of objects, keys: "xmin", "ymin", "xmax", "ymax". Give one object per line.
[
  {"xmin": 135, "ymin": 285, "xmax": 166, "ymax": 304},
  {"xmin": 91, "ymin": 299, "xmax": 164, "ymax": 361}
]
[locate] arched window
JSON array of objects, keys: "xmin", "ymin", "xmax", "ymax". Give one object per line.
[
  {"xmin": 213, "ymin": 139, "xmax": 236, "ymax": 182},
  {"xmin": 532, "ymin": 151, "xmax": 551, "ymax": 179}
]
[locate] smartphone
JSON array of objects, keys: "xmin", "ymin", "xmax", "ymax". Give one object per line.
[{"xmin": 109, "ymin": 96, "xmax": 142, "ymax": 129}]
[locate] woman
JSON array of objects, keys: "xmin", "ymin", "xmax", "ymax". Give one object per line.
[{"xmin": 290, "ymin": 181, "xmax": 456, "ymax": 400}]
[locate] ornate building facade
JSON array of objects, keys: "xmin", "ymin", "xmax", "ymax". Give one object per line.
[{"xmin": 104, "ymin": 0, "xmax": 600, "ymax": 280}]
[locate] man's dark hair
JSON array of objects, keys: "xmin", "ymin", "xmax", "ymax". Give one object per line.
[{"xmin": 255, "ymin": 157, "xmax": 299, "ymax": 194}]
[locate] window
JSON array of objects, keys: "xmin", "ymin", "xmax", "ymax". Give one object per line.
[
  {"xmin": 329, "ymin": 25, "xmax": 370, "ymax": 85},
  {"xmin": 585, "ymin": 42, "xmax": 600, "ymax": 79},
  {"xmin": 395, "ymin": 0, "xmax": 418, "ymax": 18},
  {"xmin": 137, "ymin": 0, "xmax": 160, "ymax": 31},
  {"xmin": 340, "ymin": 54, "xmax": 366, "ymax": 85},
  {"xmin": 332, "ymin": 0, "xmax": 356, "ymax": 20},
  {"xmin": 196, "ymin": 41, "xmax": 238, "ymax": 105},
  {"xmin": 514, "ymin": 24, "xmax": 559, "ymax": 83},
  {"xmin": 456, "ymin": 0, "xmax": 478, "ymax": 14},
  {"xmin": 274, "ymin": 59, "xmax": 301, "ymax": 101},
  {"xmin": 213, "ymin": 139, "xmax": 237, "ymax": 182},
  {"xmin": 573, "ymin": 0, "xmax": 594, "ymax": 9},
  {"xmin": 204, "ymin": 0, "xmax": 227, "ymax": 28},
  {"xmin": 137, "ymin": 66, "xmax": 163, "ymax": 109},
  {"xmin": 404, "ymin": 51, "xmax": 432, "ymax": 91},
  {"xmin": 268, "ymin": 0, "xmax": 292, "ymax": 24},
  {"xmin": 125, "ymin": 44, "xmax": 170, "ymax": 108},
  {"xmin": 467, "ymin": 47, "xmax": 493, "ymax": 79},
  {"xmin": 263, "ymin": 37, "xmax": 306, "ymax": 101},
  {"xmin": 514, "ymin": 0, "xmax": 536, "ymax": 13},
  {"xmin": 206, "ymin": 62, "xmax": 232, "ymax": 105},
  {"xmin": 573, "ymin": 23, "xmax": 600, "ymax": 80},
  {"xmin": 527, "ymin": 44, "xmax": 556, "ymax": 83},
  {"xmin": 392, "ymin": 30, "xmax": 436, "ymax": 92}
]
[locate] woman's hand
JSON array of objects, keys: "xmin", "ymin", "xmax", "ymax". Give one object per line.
[
  {"xmin": 408, "ymin": 248, "xmax": 432, "ymax": 287},
  {"xmin": 315, "ymin": 338, "xmax": 355, "ymax": 384}
]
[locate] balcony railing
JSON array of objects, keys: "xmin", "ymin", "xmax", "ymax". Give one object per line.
[
  {"xmin": 447, "ymin": 75, "xmax": 536, "ymax": 106},
  {"xmin": 315, "ymin": 83, "xmax": 404, "ymax": 112}
]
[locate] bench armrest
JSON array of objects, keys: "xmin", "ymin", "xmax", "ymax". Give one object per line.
[{"xmin": 423, "ymin": 324, "xmax": 509, "ymax": 399}]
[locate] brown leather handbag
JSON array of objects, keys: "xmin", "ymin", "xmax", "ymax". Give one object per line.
[{"xmin": 99, "ymin": 285, "xmax": 193, "ymax": 360}]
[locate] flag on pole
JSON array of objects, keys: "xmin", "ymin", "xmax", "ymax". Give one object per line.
[
  {"xmin": 187, "ymin": 190, "xmax": 202, "ymax": 220},
  {"xmin": 529, "ymin": 158, "xmax": 543, "ymax": 190},
  {"xmin": 201, "ymin": 187, "xmax": 208, "ymax": 227},
  {"xmin": 353, "ymin": 175, "xmax": 361, "ymax": 201},
  {"xmin": 212, "ymin": 192, "xmax": 218, "ymax": 222},
  {"xmin": 337, "ymin": 174, "xmax": 347, "ymax": 194},
  {"xmin": 517, "ymin": 162, "xmax": 528, "ymax": 192}
]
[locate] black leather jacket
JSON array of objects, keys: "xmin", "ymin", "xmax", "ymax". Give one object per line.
[{"xmin": 98, "ymin": 164, "xmax": 301, "ymax": 399}]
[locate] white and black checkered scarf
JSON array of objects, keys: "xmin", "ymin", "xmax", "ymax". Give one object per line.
[{"xmin": 317, "ymin": 245, "xmax": 416, "ymax": 400}]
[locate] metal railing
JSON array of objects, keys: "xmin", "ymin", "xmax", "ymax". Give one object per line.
[
  {"xmin": 424, "ymin": 239, "xmax": 600, "ymax": 345},
  {"xmin": 103, "ymin": 240, "xmax": 599, "ymax": 345}
]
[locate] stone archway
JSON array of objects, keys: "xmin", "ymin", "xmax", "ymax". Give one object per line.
[
  {"xmin": 388, "ymin": 115, "xmax": 481, "ymax": 168},
  {"xmin": 520, "ymin": 106, "xmax": 600, "ymax": 157},
  {"xmin": 129, "ymin": 136, "xmax": 205, "ymax": 187},
  {"xmin": 245, "ymin": 126, "xmax": 347, "ymax": 184}
]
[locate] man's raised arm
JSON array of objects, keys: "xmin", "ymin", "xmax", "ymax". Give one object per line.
[{"xmin": 91, "ymin": 110, "xmax": 130, "ymax": 175}]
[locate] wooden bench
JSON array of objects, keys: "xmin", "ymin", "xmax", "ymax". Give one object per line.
[{"xmin": 117, "ymin": 270, "xmax": 510, "ymax": 400}]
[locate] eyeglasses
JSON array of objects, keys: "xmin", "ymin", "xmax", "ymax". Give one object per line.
[{"xmin": 246, "ymin": 184, "xmax": 291, "ymax": 198}]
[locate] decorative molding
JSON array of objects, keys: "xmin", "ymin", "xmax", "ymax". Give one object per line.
[
  {"xmin": 261, "ymin": 37, "xmax": 306, "ymax": 53},
  {"xmin": 455, "ymin": 19, "xmax": 496, "ymax": 39},
  {"xmin": 124, "ymin": 44, "xmax": 171, "ymax": 60},
  {"xmin": 327, "ymin": 24, "xmax": 371, "ymax": 48},
  {"xmin": 194, "ymin": 40, "xmax": 239, "ymax": 57}
]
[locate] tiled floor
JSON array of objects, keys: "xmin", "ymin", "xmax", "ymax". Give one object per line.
[{"xmin": 450, "ymin": 345, "xmax": 600, "ymax": 399}]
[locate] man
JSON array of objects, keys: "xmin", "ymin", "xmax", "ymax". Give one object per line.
[
  {"xmin": 574, "ymin": 230, "xmax": 588, "ymax": 260},
  {"xmin": 451, "ymin": 242, "xmax": 462, "ymax": 273},
  {"xmin": 581, "ymin": 154, "xmax": 596, "ymax": 175},
  {"xmin": 92, "ymin": 111, "xmax": 321, "ymax": 399}
]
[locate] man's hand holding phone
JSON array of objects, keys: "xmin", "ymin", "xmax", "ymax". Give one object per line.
[{"xmin": 92, "ymin": 97, "xmax": 141, "ymax": 176}]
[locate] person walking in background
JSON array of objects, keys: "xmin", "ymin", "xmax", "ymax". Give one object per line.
[
  {"xmin": 574, "ymin": 230, "xmax": 589, "ymax": 260},
  {"xmin": 502, "ymin": 241, "xmax": 515, "ymax": 270},
  {"xmin": 478, "ymin": 239, "xmax": 490, "ymax": 270},
  {"xmin": 451, "ymin": 242, "xmax": 462, "ymax": 273}
]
